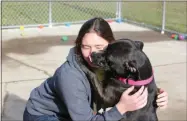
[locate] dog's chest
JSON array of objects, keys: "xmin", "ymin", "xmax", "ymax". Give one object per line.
[
  {"xmin": 94, "ymin": 69, "xmax": 105, "ymax": 82},
  {"xmin": 124, "ymin": 82, "xmax": 158, "ymax": 121}
]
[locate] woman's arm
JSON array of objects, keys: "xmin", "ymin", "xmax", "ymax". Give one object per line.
[{"xmin": 55, "ymin": 69, "xmax": 124, "ymax": 121}]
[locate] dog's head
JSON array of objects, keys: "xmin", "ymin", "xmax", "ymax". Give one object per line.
[{"xmin": 91, "ymin": 39, "xmax": 153, "ymax": 83}]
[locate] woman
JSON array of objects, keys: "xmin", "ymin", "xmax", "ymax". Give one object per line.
[{"xmin": 23, "ymin": 17, "xmax": 168, "ymax": 121}]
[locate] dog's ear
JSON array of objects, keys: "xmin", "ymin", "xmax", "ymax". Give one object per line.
[
  {"xmin": 123, "ymin": 61, "xmax": 140, "ymax": 80},
  {"xmin": 124, "ymin": 61, "xmax": 137, "ymax": 73},
  {"xmin": 134, "ymin": 41, "xmax": 144, "ymax": 50}
]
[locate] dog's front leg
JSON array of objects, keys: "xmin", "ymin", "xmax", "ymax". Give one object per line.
[{"xmin": 102, "ymin": 78, "xmax": 130, "ymax": 107}]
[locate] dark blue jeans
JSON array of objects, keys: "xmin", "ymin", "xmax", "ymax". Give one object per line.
[{"xmin": 23, "ymin": 108, "xmax": 61, "ymax": 121}]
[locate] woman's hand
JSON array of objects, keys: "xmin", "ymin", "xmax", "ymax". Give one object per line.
[
  {"xmin": 116, "ymin": 86, "xmax": 148, "ymax": 114},
  {"xmin": 156, "ymin": 88, "xmax": 168, "ymax": 109}
]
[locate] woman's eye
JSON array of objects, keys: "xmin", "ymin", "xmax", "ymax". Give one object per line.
[
  {"xmin": 82, "ymin": 45, "xmax": 90, "ymax": 49},
  {"xmin": 96, "ymin": 46, "xmax": 104, "ymax": 50}
]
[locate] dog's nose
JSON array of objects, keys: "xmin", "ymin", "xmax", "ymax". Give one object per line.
[
  {"xmin": 90, "ymin": 52, "xmax": 99, "ymax": 62},
  {"xmin": 91, "ymin": 52, "xmax": 97, "ymax": 55},
  {"xmin": 90, "ymin": 52, "xmax": 97, "ymax": 58}
]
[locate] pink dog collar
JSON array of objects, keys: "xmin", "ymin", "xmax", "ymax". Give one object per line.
[{"xmin": 118, "ymin": 74, "xmax": 154, "ymax": 86}]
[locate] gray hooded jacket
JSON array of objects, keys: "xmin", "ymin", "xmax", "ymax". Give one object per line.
[{"xmin": 26, "ymin": 47, "xmax": 124, "ymax": 121}]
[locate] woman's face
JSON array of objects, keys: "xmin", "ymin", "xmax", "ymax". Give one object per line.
[{"xmin": 81, "ymin": 32, "xmax": 109, "ymax": 67}]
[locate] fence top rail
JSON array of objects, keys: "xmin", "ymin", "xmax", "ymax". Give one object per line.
[{"xmin": 1, "ymin": 0, "xmax": 185, "ymax": 2}]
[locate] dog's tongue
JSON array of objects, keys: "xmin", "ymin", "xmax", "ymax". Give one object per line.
[{"xmin": 88, "ymin": 55, "xmax": 92, "ymax": 62}]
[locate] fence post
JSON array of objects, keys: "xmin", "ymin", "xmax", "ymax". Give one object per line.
[
  {"xmin": 161, "ymin": 0, "xmax": 166, "ymax": 34},
  {"xmin": 48, "ymin": 0, "xmax": 52, "ymax": 27},
  {"xmin": 116, "ymin": 2, "xmax": 119, "ymax": 20},
  {"xmin": 118, "ymin": 0, "xmax": 122, "ymax": 21},
  {"xmin": 116, "ymin": 0, "xmax": 122, "ymax": 21}
]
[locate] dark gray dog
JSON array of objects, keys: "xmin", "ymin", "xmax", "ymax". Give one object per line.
[{"xmin": 89, "ymin": 39, "xmax": 159, "ymax": 121}]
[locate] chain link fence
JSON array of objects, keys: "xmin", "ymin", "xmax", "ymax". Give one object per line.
[
  {"xmin": 165, "ymin": 1, "xmax": 186, "ymax": 34},
  {"xmin": 2, "ymin": 1, "xmax": 117, "ymax": 27},
  {"xmin": 1, "ymin": 1, "xmax": 187, "ymax": 34},
  {"xmin": 121, "ymin": 1, "xmax": 186, "ymax": 34},
  {"xmin": 122, "ymin": 2, "xmax": 163, "ymax": 30},
  {"xmin": 2, "ymin": 2, "xmax": 49, "ymax": 26}
]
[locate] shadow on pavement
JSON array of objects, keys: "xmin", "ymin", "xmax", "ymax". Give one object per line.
[
  {"xmin": 2, "ymin": 31, "xmax": 173, "ymax": 62},
  {"xmin": 2, "ymin": 94, "xmax": 27, "ymax": 121}
]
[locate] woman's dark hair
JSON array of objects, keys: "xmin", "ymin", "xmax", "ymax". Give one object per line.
[
  {"xmin": 75, "ymin": 18, "xmax": 115, "ymax": 103},
  {"xmin": 75, "ymin": 17, "xmax": 115, "ymax": 54}
]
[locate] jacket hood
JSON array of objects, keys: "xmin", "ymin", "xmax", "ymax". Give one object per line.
[{"xmin": 66, "ymin": 47, "xmax": 83, "ymax": 71}]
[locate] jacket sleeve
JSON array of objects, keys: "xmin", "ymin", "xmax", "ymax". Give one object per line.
[{"xmin": 55, "ymin": 69, "xmax": 125, "ymax": 121}]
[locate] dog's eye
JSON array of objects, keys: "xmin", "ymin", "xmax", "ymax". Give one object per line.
[
  {"xmin": 99, "ymin": 61, "xmax": 104, "ymax": 66},
  {"xmin": 108, "ymin": 61, "xmax": 113, "ymax": 66}
]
